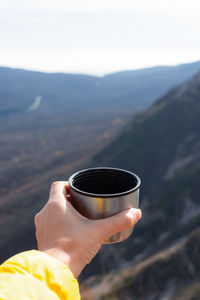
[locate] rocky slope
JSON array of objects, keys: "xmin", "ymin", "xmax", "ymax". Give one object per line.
[
  {"xmin": 81, "ymin": 228, "xmax": 200, "ymax": 300},
  {"xmin": 79, "ymin": 71, "xmax": 200, "ymax": 296}
]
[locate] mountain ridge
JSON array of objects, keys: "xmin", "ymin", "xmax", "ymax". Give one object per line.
[{"xmin": 1, "ymin": 60, "xmax": 200, "ymax": 115}]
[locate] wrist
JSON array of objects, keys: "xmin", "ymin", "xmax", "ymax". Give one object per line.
[
  {"xmin": 44, "ymin": 248, "xmax": 70, "ymax": 266},
  {"xmin": 43, "ymin": 246, "xmax": 82, "ymax": 278}
]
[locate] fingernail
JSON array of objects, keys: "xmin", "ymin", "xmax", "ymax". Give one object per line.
[{"xmin": 128, "ymin": 208, "xmax": 142, "ymax": 221}]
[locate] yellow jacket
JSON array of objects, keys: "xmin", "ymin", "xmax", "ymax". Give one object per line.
[{"xmin": 0, "ymin": 250, "xmax": 80, "ymax": 299}]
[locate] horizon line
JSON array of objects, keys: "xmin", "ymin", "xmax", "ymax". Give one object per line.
[{"xmin": 0, "ymin": 59, "xmax": 200, "ymax": 77}]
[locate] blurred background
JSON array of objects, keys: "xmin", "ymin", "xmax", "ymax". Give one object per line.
[{"xmin": 1, "ymin": 0, "xmax": 200, "ymax": 299}]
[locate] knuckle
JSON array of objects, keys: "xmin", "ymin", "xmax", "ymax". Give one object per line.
[
  {"xmin": 123, "ymin": 213, "xmax": 134, "ymax": 228},
  {"xmin": 51, "ymin": 181, "xmax": 61, "ymax": 188},
  {"xmin": 45, "ymin": 201, "xmax": 61, "ymax": 217},
  {"xmin": 47, "ymin": 200, "xmax": 58, "ymax": 211}
]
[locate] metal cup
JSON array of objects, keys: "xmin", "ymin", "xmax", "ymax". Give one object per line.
[{"xmin": 68, "ymin": 167, "xmax": 141, "ymax": 244}]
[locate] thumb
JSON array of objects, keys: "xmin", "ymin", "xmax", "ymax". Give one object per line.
[{"xmin": 93, "ymin": 208, "xmax": 142, "ymax": 243}]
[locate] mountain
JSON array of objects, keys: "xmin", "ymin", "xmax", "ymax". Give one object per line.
[
  {"xmin": 79, "ymin": 71, "xmax": 200, "ymax": 297},
  {"xmin": 93, "ymin": 70, "xmax": 200, "ymax": 217},
  {"xmin": 1, "ymin": 60, "xmax": 200, "ymax": 116},
  {"xmin": 0, "ymin": 68, "xmax": 97, "ymax": 115},
  {"xmin": 98, "ymin": 61, "xmax": 200, "ymax": 108}
]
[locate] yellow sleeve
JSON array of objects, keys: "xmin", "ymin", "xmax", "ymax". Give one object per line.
[{"xmin": 0, "ymin": 250, "xmax": 80, "ymax": 300}]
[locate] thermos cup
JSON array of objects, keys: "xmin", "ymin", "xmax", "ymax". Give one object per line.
[{"xmin": 68, "ymin": 167, "xmax": 141, "ymax": 243}]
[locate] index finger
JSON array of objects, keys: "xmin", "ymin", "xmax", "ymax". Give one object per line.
[{"xmin": 49, "ymin": 181, "xmax": 69, "ymax": 203}]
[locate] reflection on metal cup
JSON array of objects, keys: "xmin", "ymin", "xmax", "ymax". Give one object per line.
[{"xmin": 68, "ymin": 167, "xmax": 141, "ymax": 244}]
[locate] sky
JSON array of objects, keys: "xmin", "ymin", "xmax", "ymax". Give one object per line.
[{"xmin": 0, "ymin": 0, "xmax": 200, "ymax": 75}]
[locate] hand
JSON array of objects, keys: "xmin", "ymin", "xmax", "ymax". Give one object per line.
[{"xmin": 34, "ymin": 181, "xmax": 142, "ymax": 277}]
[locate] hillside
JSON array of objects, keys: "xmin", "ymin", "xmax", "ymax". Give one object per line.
[
  {"xmin": 81, "ymin": 227, "xmax": 200, "ymax": 300},
  {"xmin": 93, "ymin": 70, "xmax": 200, "ymax": 209},
  {"xmin": 79, "ymin": 71, "xmax": 200, "ymax": 293}
]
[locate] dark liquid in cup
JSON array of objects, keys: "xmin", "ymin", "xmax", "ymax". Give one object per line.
[{"xmin": 72, "ymin": 169, "xmax": 137, "ymax": 195}]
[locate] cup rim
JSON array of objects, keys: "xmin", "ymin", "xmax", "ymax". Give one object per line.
[{"xmin": 68, "ymin": 167, "xmax": 141, "ymax": 198}]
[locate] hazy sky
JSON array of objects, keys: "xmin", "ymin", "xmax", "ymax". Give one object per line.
[{"xmin": 0, "ymin": 0, "xmax": 200, "ymax": 75}]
